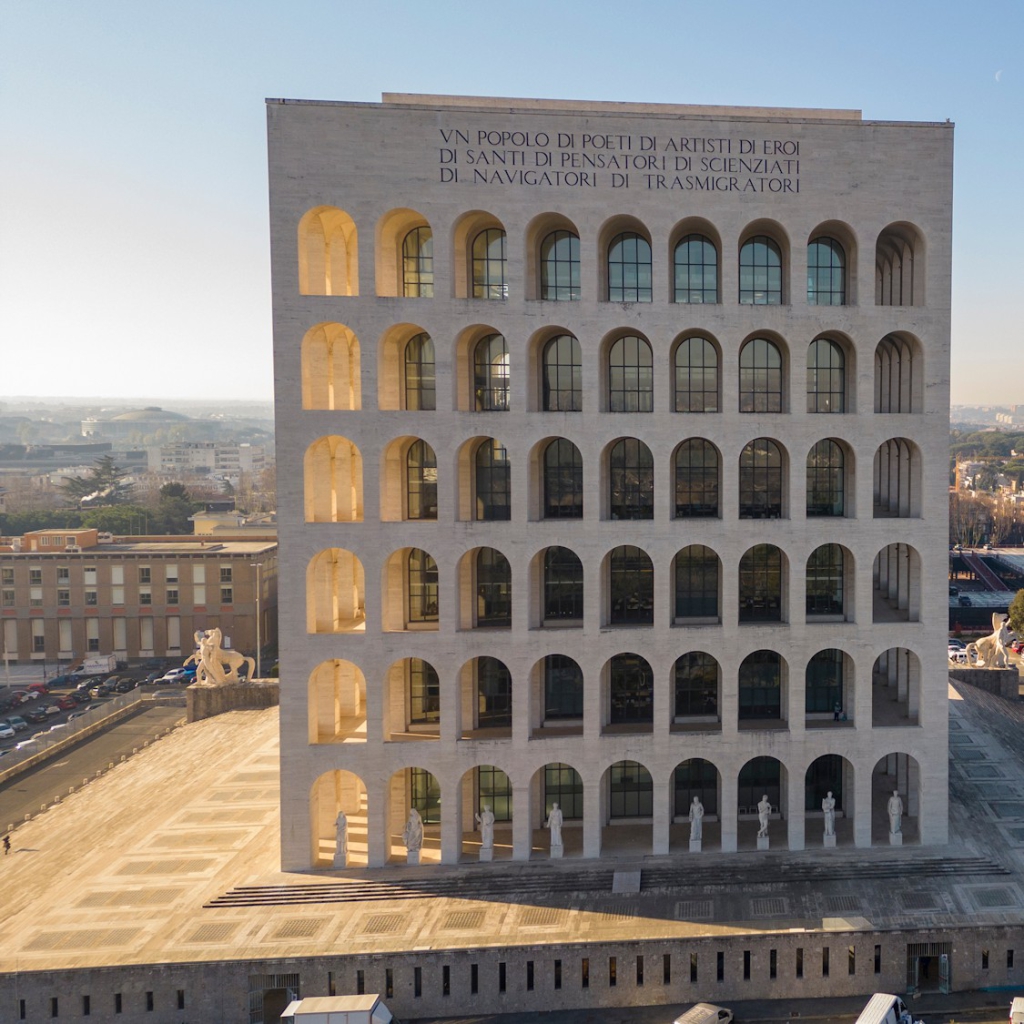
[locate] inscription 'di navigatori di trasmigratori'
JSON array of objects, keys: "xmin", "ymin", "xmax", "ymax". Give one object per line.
[{"xmin": 437, "ymin": 128, "xmax": 802, "ymax": 193}]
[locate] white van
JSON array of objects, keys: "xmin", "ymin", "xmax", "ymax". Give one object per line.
[
  {"xmin": 855, "ymin": 993, "xmax": 912, "ymax": 1024},
  {"xmin": 1009, "ymin": 996, "xmax": 1024, "ymax": 1024},
  {"xmin": 673, "ymin": 1004, "xmax": 733, "ymax": 1024}
]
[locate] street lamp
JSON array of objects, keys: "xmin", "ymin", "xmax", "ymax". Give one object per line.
[{"xmin": 251, "ymin": 561, "xmax": 262, "ymax": 679}]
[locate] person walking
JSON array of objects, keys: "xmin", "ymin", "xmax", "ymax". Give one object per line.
[{"xmin": 3, "ymin": 835, "xmax": 11, "ymax": 855}]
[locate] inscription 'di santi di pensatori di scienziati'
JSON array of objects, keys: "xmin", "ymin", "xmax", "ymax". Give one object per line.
[{"xmin": 438, "ymin": 128, "xmax": 802, "ymax": 193}]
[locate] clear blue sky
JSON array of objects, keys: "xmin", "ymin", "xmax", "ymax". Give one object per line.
[{"xmin": 2, "ymin": 0, "xmax": 1020, "ymax": 404}]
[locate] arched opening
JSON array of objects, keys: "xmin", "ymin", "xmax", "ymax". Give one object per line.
[
  {"xmin": 602, "ymin": 760, "xmax": 653, "ymax": 854},
  {"xmin": 459, "ymin": 656, "xmax": 512, "ymax": 738},
  {"xmin": 452, "ymin": 211, "xmax": 506, "ymax": 299},
  {"xmin": 381, "ymin": 547, "xmax": 439, "ymax": 632},
  {"xmin": 304, "ymin": 436, "xmax": 363, "ymax": 523},
  {"xmin": 538, "ymin": 437, "xmax": 584, "ymax": 519},
  {"xmin": 607, "ymin": 334, "xmax": 654, "ymax": 412},
  {"xmin": 738, "ymin": 650, "xmax": 788, "ymax": 727},
  {"xmin": 874, "ymin": 438, "xmax": 922, "ymax": 518},
  {"xmin": 310, "ymin": 769, "xmax": 367, "ymax": 868},
  {"xmin": 806, "ymin": 543, "xmax": 852, "ymax": 621},
  {"xmin": 301, "ymin": 323, "xmax": 361, "ymax": 410},
  {"xmin": 531, "ymin": 545, "xmax": 584, "ymax": 628},
  {"xmin": 672, "ymin": 652, "xmax": 721, "ymax": 730},
  {"xmin": 298, "ymin": 206, "xmax": 357, "ymax": 296},
  {"xmin": 804, "ymin": 754, "xmax": 854, "ymax": 847},
  {"xmin": 872, "ymin": 543, "xmax": 921, "ymax": 623},
  {"xmin": 307, "ymin": 660, "xmax": 366, "ymax": 743},
  {"xmin": 673, "ymin": 334, "xmax": 721, "ymax": 413},
  {"xmin": 739, "ymin": 438, "xmax": 786, "ymax": 519},
  {"xmin": 808, "ymin": 220, "xmax": 857, "ymax": 304},
  {"xmin": 306, "ymin": 549, "xmax": 365, "ymax": 633},
  {"xmin": 871, "ymin": 752, "xmax": 921, "ymax": 845},
  {"xmin": 606, "ymin": 437, "xmax": 654, "ymax": 520},
  {"xmin": 387, "ymin": 767, "xmax": 441, "ymax": 864},
  {"xmin": 460, "ymin": 765, "xmax": 513, "ymax": 861},
  {"xmin": 377, "ymin": 324, "xmax": 435, "ymax": 412},
  {"xmin": 738, "ymin": 220, "xmax": 789, "ymax": 304},
  {"xmin": 739, "ymin": 337, "xmax": 786, "ymax": 413},
  {"xmin": 530, "ymin": 654, "xmax": 584, "ymax": 737},
  {"xmin": 606, "ymin": 545, "xmax": 654, "ymax": 625},
  {"xmin": 872, "ymin": 648, "xmax": 921, "ymax": 726},
  {"xmin": 739, "ymin": 544, "xmax": 786, "ymax": 623},
  {"xmin": 875, "ymin": 222, "xmax": 924, "ymax": 307},
  {"xmin": 533, "ymin": 330, "xmax": 583, "ymax": 412},
  {"xmin": 602, "ymin": 652, "xmax": 654, "ymax": 733},
  {"xmin": 457, "ymin": 436, "xmax": 511, "ymax": 522},
  {"xmin": 875, "ymin": 333, "xmax": 923, "ymax": 413},
  {"xmin": 738, "ymin": 756, "xmax": 788, "ymax": 849},
  {"xmin": 807, "ymin": 337, "xmax": 848, "ymax": 413},
  {"xmin": 384, "ymin": 657, "xmax": 440, "ymax": 741},
  {"xmin": 380, "ymin": 436, "xmax": 437, "ymax": 522},
  {"xmin": 671, "ymin": 758, "xmax": 721, "ymax": 851},
  {"xmin": 525, "ymin": 212, "xmax": 582, "ymax": 301},
  {"xmin": 375, "ymin": 208, "xmax": 433, "ymax": 297},
  {"xmin": 673, "ymin": 546, "xmax": 721, "ymax": 624},
  {"xmin": 805, "ymin": 648, "xmax": 855, "ymax": 726},
  {"xmin": 530, "ymin": 762, "xmax": 584, "ymax": 858},
  {"xmin": 605, "ymin": 225, "xmax": 652, "ymax": 302},
  {"xmin": 674, "ymin": 439, "xmax": 720, "ymax": 518},
  {"xmin": 457, "ymin": 547, "xmax": 511, "ymax": 629},
  {"xmin": 670, "ymin": 217, "xmax": 721, "ymax": 304},
  {"xmin": 806, "ymin": 439, "xmax": 849, "ymax": 518}
]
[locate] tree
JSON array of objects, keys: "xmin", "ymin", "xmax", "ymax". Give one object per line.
[
  {"xmin": 155, "ymin": 482, "xmax": 199, "ymax": 534},
  {"xmin": 61, "ymin": 456, "xmax": 133, "ymax": 506},
  {"xmin": 1009, "ymin": 589, "xmax": 1024, "ymax": 637}
]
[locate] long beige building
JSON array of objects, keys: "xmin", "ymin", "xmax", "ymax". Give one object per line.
[{"xmin": 268, "ymin": 94, "xmax": 952, "ymax": 871}]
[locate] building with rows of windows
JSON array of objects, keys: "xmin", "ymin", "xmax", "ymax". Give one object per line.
[{"xmin": 268, "ymin": 94, "xmax": 952, "ymax": 871}]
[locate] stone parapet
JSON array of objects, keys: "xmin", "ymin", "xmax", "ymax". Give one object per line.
[
  {"xmin": 186, "ymin": 680, "xmax": 280, "ymax": 723},
  {"xmin": 949, "ymin": 667, "xmax": 1021, "ymax": 700}
]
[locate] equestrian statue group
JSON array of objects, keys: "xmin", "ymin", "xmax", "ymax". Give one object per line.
[{"xmin": 184, "ymin": 627, "xmax": 255, "ymax": 686}]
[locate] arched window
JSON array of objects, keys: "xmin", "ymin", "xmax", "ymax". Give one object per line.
[
  {"xmin": 609, "ymin": 438, "xmax": 654, "ymax": 520},
  {"xmin": 608, "ymin": 233, "xmax": 652, "ymax": 302},
  {"xmin": 738, "ymin": 757, "xmax": 781, "ymax": 811},
  {"xmin": 674, "ymin": 337, "xmax": 719, "ymax": 412},
  {"xmin": 738, "ymin": 650, "xmax": 782, "ymax": 719},
  {"xmin": 739, "ymin": 545, "xmax": 783, "ymax": 622},
  {"xmin": 739, "ymin": 236, "xmax": 782, "ymax": 304},
  {"xmin": 740, "ymin": 338, "xmax": 783, "ymax": 413},
  {"xmin": 674, "ymin": 234, "xmax": 718, "ymax": 303},
  {"xmin": 409, "ymin": 658, "xmax": 440, "ymax": 724},
  {"xmin": 675, "ymin": 439, "xmax": 719, "ymax": 518},
  {"xmin": 410, "ymin": 766, "xmax": 441, "ymax": 822},
  {"xmin": 609, "ymin": 654, "xmax": 654, "ymax": 723},
  {"xmin": 674, "ymin": 758, "xmax": 718, "ymax": 816},
  {"xmin": 608, "ymin": 336, "xmax": 653, "ymax": 412},
  {"xmin": 407, "ymin": 548, "xmax": 438, "ymax": 625},
  {"xmin": 545, "ymin": 763, "xmax": 583, "ymax": 819},
  {"xmin": 476, "ymin": 548, "xmax": 511, "ymax": 627},
  {"xmin": 406, "ymin": 440, "xmax": 437, "ymax": 520},
  {"xmin": 474, "ymin": 334, "xmax": 509, "ymax": 411},
  {"xmin": 739, "ymin": 439, "xmax": 783, "ymax": 519},
  {"xmin": 806, "ymin": 649, "xmax": 843, "ymax": 713},
  {"xmin": 609, "ymin": 761, "xmax": 653, "ymax": 817},
  {"xmin": 402, "ymin": 226, "xmax": 433, "ymax": 298},
  {"xmin": 471, "ymin": 228, "xmax": 507, "ymax": 299},
  {"xmin": 540, "ymin": 230, "xmax": 580, "ymax": 300},
  {"xmin": 875, "ymin": 335, "xmax": 916, "ymax": 413},
  {"xmin": 543, "ymin": 546, "xmax": 583, "ymax": 622},
  {"xmin": 475, "ymin": 440, "xmax": 510, "ymax": 521},
  {"xmin": 543, "ymin": 655, "xmax": 583, "ymax": 719},
  {"xmin": 403, "ymin": 333, "xmax": 435, "ymax": 411},
  {"xmin": 805, "ymin": 754, "xmax": 844, "ymax": 812},
  {"xmin": 806, "ymin": 440, "xmax": 844, "ymax": 517},
  {"xmin": 478, "ymin": 765, "xmax": 512, "ymax": 820},
  {"xmin": 674, "ymin": 545, "xmax": 719, "ymax": 620},
  {"xmin": 543, "ymin": 438, "xmax": 583, "ymax": 519},
  {"xmin": 542, "ymin": 334, "xmax": 582, "ymax": 411},
  {"xmin": 807, "ymin": 339, "xmax": 845, "ymax": 413},
  {"xmin": 807, "ymin": 237, "xmax": 845, "ymax": 305},
  {"xmin": 806, "ymin": 544, "xmax": 845, "ymax": 617},
  {"xmin": 609, "ymin": 545, "xmax": 653, "ymax": 625},
  {"xmin": 476, "ymin": 657, "xmax": 511, "ymax": 728},
  {"xmin": 674, "ymin": 653, "xmax": 719, "ymax": 718}
]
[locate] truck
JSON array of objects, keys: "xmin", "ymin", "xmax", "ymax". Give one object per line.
[
  {"xmin": 76, "ymin": 654, "xmax": 117, "ymax": 676},
  {"xmin": 855, "ymin": 994, "xmax": 924, "ymax": 1024},
  {"xmin": 281, "ymin": 995, "xmax": 394, "ymax": 1024}
]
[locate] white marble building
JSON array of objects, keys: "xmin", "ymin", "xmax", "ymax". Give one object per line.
[{"xmin": 267, "ymin": 94, "xmax": 952, "ymax": 870}]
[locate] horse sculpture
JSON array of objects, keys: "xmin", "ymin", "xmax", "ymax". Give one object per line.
[
  {"xmin": 185, "ymin": 627, "xmax": 256, "ymax": 685},
  {"xmin": 965, "ymin": 612, "xmax": 1015, "ymax": 669}
]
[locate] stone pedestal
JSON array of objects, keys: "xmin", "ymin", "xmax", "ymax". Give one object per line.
[
  {"xmin": 407, "ymin": 850, "xmax": 421, "ymax": 865},
  {"xmin": 550, "ymin": 842, "xmax": 563, "ymax": 859},
  {"xmin": 333, "ymin": 851, "xmax": 348, "ymax": 868},
  {"xmin": 757, "ymin": 835, "xmax": 769, "ymax": 851},
  {"xmin": 823, "ymin": 833, "xmax": 836, "ymax": 848},
  {"xmin": 889, "ymin": 832, "xmax": 903, "ymax": 846},
  {"xmin": 689, "ymin": 839, "xmax": 702, "ymax": 853},
  {"xmin": 479, "ymin": 847, "xmax": 493, "ymax": 862}
]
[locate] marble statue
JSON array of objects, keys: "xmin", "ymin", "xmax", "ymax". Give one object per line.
[
  {"xmin": 402, "ymin": 808, "xmax": 424, "ymax": 852},
  {"xmin": 888, "ymin": 790, "xmax": 903, "ymax": 835},
  {"xmin": 333, "ymin": 810, "xmax": 348, "ymax": 868},
  {"xmin": 546, "ymin": 803, "xmax": 563, "ymax": 846},
  {"xmin": 822, "ymin": 791, "xmax": 836, "ymax": 837},
  {"xmin": 475, "ymin": 804, "xmax": 495, "ymax": 851},
  {"xmin": 757, "ymin": 794, "xmax": 771, "ymax": 838},
  {"xmin": 966, "ymin": 612, "xmax": 1015, "ymax": 669},
  {"xmin": 185, "ymin": 627, "xmax": 255, "ymax": 685},
  {"xmin": 689, "ymin": 797, "xmax": 704, "ymax": 842}
]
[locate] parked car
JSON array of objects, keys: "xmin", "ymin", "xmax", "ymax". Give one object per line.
[
  {"xmin": 4, "ymin": 716, "xmax": 28, "ymax": 732},
  {"xmin": 27, "ymin": 683, "xmax": 50, "ymax": 695},
  {"xmin": 157, "ymin": 666, "xmax": 196, "ymax": 684},
  {"xmin": 9, "ymin": 691, "xmax": 31, "ymax": 705},
  {"xmin": 14, "ymin": 738, "xmax": 38, "ymax": 751},
  {"xmin": 43, "ymin": 704, "xmax": 62, "ymax": 717},
  {"xmin": 56, "ymin": 696, "xmax": 77, "ymax": 711},
  {"xmin": 23, "ymin": 708, "xmax": 48, "ymax": 724},
  {"xmin": 0, "ymin": 722, "xmax": 15, "ymax": 740},
  {"xmin": 1012, "ymin": 639, "xmax": 1024, "ymax": 654},
  {"xmin": 89, "ymin": 682, "xmax": 115, "ymax": 699},
  {"xmin": 948, "ymin": 637, "xmax": 966, "ymax": 649},
  {"xmin": 113, "ymin": 678, "xmax": 137, "ymax": 693},
  {"xmin": 673, "ymin": 1005, "xmax": 734, "ymax": 1024}
]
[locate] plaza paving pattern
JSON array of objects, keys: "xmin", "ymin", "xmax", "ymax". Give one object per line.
[{"xmin": 2, "ymin": 681, "xmax": 1024, "ymax": 972}]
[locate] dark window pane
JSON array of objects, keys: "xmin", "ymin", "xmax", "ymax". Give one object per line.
[
  {"xmin": 609, "ymin": 438, "xmax": 654, "ymax": 520},
  {"xmin": 807, "ymin": 238, "xmax": 845, "ymax": 306},
  {"xmin": 739, "ymin": 544, "xmax": 783, "ymax": 622},
  {"xmin": 674, "ymin": 234, "xmax": 718, "ymax": 304},
  {"xmin": 675, "ymin": 439, "xmax": 719, "ymax": 518},
  {"xmin": 474, "ymin": 334, "xmax": 509, "ymax": 411},
  {"xmin": 739, "ymin": 439, "xmax": 783, "ymax": 519},
  {"xmin": 543, "ymin": 438, "xmax": 583, "ymax": 518},
  {"xmin": 540, "ymin": 230, "xmax": 580, "ymax": 300},
  {"xmin": 739, "ymin": 236, "xmax": 783, "ymax": 304},
  {"xmin": 406, "ymin": 439, "xmax": 437, "ymax": 520},
  {"xmin": 404, "ymin": 333, "xmax": 436, "ymax": 411},
  {"xmin": 608, "ymin": 233, "xmax": 652, "ymax": 302},
  {"xmin": 674, "ymin": 654, "xmax": 719, "ymax": 717},
  {"xmin": 609, "ymin": 545, "xmax": 653, "ymax": 625},
  {"xmin": 675, "ymin": 337, "xmax": 719, "ymax": 412},
  {"xmin": 402, "ymin": 226, "xmax": 434, "ymax": 298},
  {"xmin": 674, "ymin": 545, "xmax": 719, "ymax": 619},
  {"xmin": 543, "ymin": 546, "xmax": 583, "ymax": 621},
  {"xmin": 476, "ymin": 548, "xmax": 511, "ymax": 627},
  {"xmin": 543, "ymin": 655, "xmax": 583, "ymax": 719},
  {"xmin": 738, "ymin": 651, "xmax": 781, "ymax": 718},
  {"xmin": 472, "ymin": 228, "xmax": 507, "ymax": 299},
  {"xmin": 807, "ymin": 339, "xmax": 845, "ymax": 413},
  {"xmin": 542, "ymin": 334, "xmax": 582, "ymax": 411}
]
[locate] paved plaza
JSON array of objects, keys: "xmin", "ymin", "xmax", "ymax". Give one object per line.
[{"xmin": 0, "ymin": 678, "xmax": 1022, "ymax": 975}]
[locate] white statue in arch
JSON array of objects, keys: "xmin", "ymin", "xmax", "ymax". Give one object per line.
[
  {"xmin": 822, "ymin": 791, "xmax": 836, "ymax": 837},
  {"xmin": 402, "ymin": 808, "xmax": 424, "ymax": 853},
  {"xmin": 966, "ymin": 612, "xmax": 1015, "ymax": 668},
  {"xmin": 546, "ymin": 802, "xmax": 563, "ymax": 847},
  {"xmin": 475, "ymin": 804, "xmax": 495, "ymax": 851},
  {"xmin": 757, "ymin": 794, "xmax": 771, "ymax": 838},
  {"xmin": 333, "ymin": 810, "xmax": 348, "ymax": 868},
  {"xmin": 185, "ymin": 627, "xmax": 255, "ymax": 685},
  {"xmin": 888, "ymin": 790, "xmax": 904, "ymax": 835},
  {"xmin": 689, "ymin": 797, "xmax": 704, "ymax": 842}
]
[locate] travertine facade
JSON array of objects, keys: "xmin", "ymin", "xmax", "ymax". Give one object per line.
[{"xmin": 268, "ymin": 94, "xmax": 952, "ymax": 871}]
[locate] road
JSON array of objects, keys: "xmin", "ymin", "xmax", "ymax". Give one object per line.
[{"xmin": 0, "ymin": 703, "xmax": 185, "ymax": 831}]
